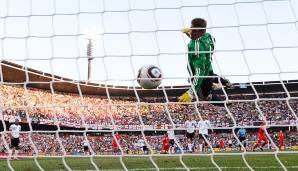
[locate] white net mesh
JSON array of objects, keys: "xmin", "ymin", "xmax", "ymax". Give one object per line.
[{"xmin": 0, "ymin": 0, "xmax": 298, "ymax": 170}]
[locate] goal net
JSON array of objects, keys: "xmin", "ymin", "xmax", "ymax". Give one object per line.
[{"xmin": 0, "ymin": 0, "xmax": 298, "ymax": 170}]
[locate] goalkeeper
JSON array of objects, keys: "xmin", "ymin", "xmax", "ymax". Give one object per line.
[{"xmin": 179, "ymin": 18, "xmax": 232, "ymax": 102}]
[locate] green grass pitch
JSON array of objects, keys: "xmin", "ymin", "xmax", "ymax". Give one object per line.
[{"xmin": 0, "ymin": 154, "xmax": 297, "ymax": 171}]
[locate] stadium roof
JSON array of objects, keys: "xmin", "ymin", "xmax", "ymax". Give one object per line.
[{"xmin": 1, "ymin": 60, "xmax": 298, "ymax": 97}]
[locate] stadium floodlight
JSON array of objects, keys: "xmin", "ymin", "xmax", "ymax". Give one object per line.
[{"xmin": 83, "ymin": 26, "xmax": 100, "ymax": 82}]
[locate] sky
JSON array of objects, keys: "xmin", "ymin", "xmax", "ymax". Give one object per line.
[{"xmin": 0, "ymin": 0, "xmax": 298, "ymax": 86}]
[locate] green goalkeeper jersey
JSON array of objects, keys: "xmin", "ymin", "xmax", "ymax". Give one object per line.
[
  {"xmin": 187, "ymin": 32, "xmax": 215, "ymax": 93},
  {"xmin": 188, "ymin": 33, "xmax": 215, "ymax": 73}
]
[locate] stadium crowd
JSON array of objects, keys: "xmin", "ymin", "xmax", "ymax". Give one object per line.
[{"xmin": 1, "ymin": 85, "xmax": 297, "ymax": 130}]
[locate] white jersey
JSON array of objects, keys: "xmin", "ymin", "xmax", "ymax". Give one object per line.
[
  {"xmin": 167, "ymin": 130, "xmax": 175, "ymax": 140},
  {"xmin": 197, "ymin": 120, "xmax": 211, "ymax": 135},
  {"xmin": 9, "ymin": 124, "xmax": 21, "ymax": 138},
  {"xmin": 185, "ymin": 120, "xmax": 197, "ymax": 133},
  {"xmin": 83, "ymin": 140, "xmax": 89, "ymax": 146},
  {"xmin": 138, "ymin": 139, "xmax": 145, "ymax": 147}
]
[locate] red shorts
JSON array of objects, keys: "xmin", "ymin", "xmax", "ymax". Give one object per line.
[
  {"xmin": 163, "ymin": 145, "xmax": 170, "ymax": 151},
  {"xmin": 113, "ymin": 144, "xmax": 119, "ymax": 150},
  {"xmin": 257, "ymin": 136, "xmax": 268, "ymax": 144}
]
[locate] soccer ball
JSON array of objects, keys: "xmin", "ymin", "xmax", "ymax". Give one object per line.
[{"xmin": 137, "ymin": 65, "xmax": 162, "ymax": 89}]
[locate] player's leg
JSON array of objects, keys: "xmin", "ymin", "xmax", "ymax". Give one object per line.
[
  {"xmin": 279, "ymin": 139, "xmax": 284, "ymax": 150},
  {"xmin": 199, "ymin": 134, "xmax": 208, "ymax": 153},
  {"xmin": 192, "ymin": 67, "xmax": 206, "ymax": 94},
  {"xmin": 189, "ymin": 133, "xmax": 195, "ymax": 152},
  {"xmin": 219, "ymin": 142, "xmax": 224, "ymax": 151},
  {"xmin": 238, "ymin": 136, "xmax": 243, "ymax": 151},
  {"xmin": 164, "ymin": 144, "xmax": 170, "ymax": 154},
  {"xmin": 203, "ymin": 135, "xmax": 209, "ymax": 153},
  {"xmin": 198, "ymin": 134, "xmax": 203, "ymax": 153},
  {"xmin": 253, "ymin": 138, "xmax": 262, "ymax": 151},
  {"xmin": 170, "ymin": 139, "xmax": 175, "ymax": 153},
  {"xmin": 198, "ymin": 71, "xmax": 227, "ymax": 107},
  {"xmin": 11, "ymin": 138, "xmax": 17, "ymax": 159},
  {"xmin": 143, "ymin": 145, "xmax": 148, "ymax": 154},
  {"xmin": 199, "ymin": 71, "xmax": 214, "ymax": 99},
  {"xmin": 212, "ymin": 74, "xmax": 233, "ymax": 89},
  {"xmin": 244, "ymin": 141, "xmax": 247, "ymax": 148},
  {"xmin": 279, "ymin": 136, "xmax": 284, "ymax": 150},
  {"xmin": 260, "ymin": 137, "xmax": 268, "ymax": 150},
  {"xmin": 179, "ymin": 64, "xmax": 206, "ymax": 102},
  {"xmin": 201, "ymin": 135, "xmax": 206, "ymax": 153},
  {"xmin": 198, "ymin": 69, "xmax": 233, "ymax": 91},
  {"xmin": 113, "ymin": 146, "xmax": 119, "ymax": 154},
  {"xmin": 243, "ymin": 138, "xmax": 247, "ymax": 150},
  {"xmin": 10, "ymin": 139, "xmax": 13, "ymax": 160},
  {"xmin": 14, "ymin": 138, "xmax": 19, "ymax": 159},
  {"xmin": 84, "ymin": 146, "xmax": 89, "ymax": 155},
  {"xmin": 186, "ymin": 133, "xmax": 193, "ymax": 152}
]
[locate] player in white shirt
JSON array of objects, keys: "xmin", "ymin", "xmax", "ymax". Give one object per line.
[
  {"xmin": 197, "ymin": 115, "xmax": 212, "ymax": 153},
  {"xmin": 9, "ymin": 119, "xmax": 21, "ymax": 160},
  {"xmin": 82, "ymin": 139, "xmax": 90, "ymax": 155},
  {"xmin": 184, "ymin": 115, "xmax": 197, "ymax": 152},
  {"xmin": 137, "ymin": 139, "xmax": 148, "ymax": 154},
  {"xmin": 167, "ymin": 127, "xmax": 176, "ymax": 153},
  {"xmin": 228, "ymin": 139, "xmax": 233, "ymax": 148}
]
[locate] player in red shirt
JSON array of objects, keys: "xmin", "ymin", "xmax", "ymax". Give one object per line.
[
  {"xmin": 112, "ymin": 132, "xmax": 121, "ymax": 154},
  {"xmin": 278, "ymin": 130, "xmax": 284, "ymax": 150},
  {"xmin": 162, "ymin": 133, "xmax": 170, "ymax": 154},
  {"xmin": 253, "ymin": 122, "xmax": 268, "ymax": 151},
  {"xmin": 219, "ymin": 138, "xmax": 225, "ymax": 151}
]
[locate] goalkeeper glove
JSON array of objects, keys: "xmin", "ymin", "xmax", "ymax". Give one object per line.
[
  {"xmin": 178, "ymin": 89, "xmax": 194, "ymax": 102},
  {"xmin": 182, "ymin": 27, "xmax": 190, "ymax": 34}
]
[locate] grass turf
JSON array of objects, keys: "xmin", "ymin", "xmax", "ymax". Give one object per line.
[{"xmin": 0, "ymin": 154, "xmax": 297, "ymax": 171}]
